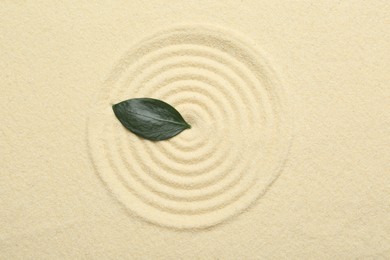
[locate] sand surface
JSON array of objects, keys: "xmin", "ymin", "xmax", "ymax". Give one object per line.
[{"xmin": 1, "ymin": 1, "xmax": 389, "ymax": 259}]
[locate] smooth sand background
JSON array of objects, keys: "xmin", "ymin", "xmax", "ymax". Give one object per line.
[{"xmin": 1, "ymin": 1, "xmax": 389, "ymax": 259}]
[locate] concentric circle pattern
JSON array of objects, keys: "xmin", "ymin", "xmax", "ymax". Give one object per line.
[{"xmin": 87, "ymin": 25, "xmax": 292, "ymax": 229}]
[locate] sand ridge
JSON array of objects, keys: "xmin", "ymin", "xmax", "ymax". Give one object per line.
[{"xmin": 87, "ymin": 25, "xmax": 293, "ymax": 229}]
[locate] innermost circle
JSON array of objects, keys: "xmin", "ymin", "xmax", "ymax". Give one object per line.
[
  {"xmin": 184, "ymin": 113, "xmax": 198, "ymax": 127},
  {"xmin": 88, "ymin": 25, "xmax": 292, "ymax": 229}
]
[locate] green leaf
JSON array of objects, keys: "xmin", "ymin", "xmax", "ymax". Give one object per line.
[{"xmin": 112, "ymin": 98, "xmax": 191, "ymax": 141}]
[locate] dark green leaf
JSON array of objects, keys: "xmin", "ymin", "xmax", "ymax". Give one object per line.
[{"xmin": 112, "ymin": 98, "xmax": 191, "ymax": 141}]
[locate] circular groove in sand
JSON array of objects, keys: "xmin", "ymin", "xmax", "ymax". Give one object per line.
[{"xmin": 88, "ymin": 25, "xmax": 292, "ymax": 229}]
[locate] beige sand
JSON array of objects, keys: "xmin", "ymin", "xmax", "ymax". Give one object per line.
[
  {"xmin": 88, "ymin": 25, "xmax": 293, "ymax": 229},
  {"xmin": 1, "ymin": 1, "xmax": 389, "ymax": 259}
]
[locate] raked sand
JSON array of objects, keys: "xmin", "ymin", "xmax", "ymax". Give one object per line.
[
  {"xmin": 88, "ymin": 25, "xmax": 292, "ymax": 229},
  {"xmin": 1, "ymin": 1, "xmax": 389, "ymax": 259}
]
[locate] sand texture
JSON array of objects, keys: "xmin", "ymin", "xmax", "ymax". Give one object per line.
[
  {"xmin": 88, "ymin": 26, "xmax": 292, "ymax": 229},
  {"xmin": 1, "ymin": 1, "xmax": 390, "ymax": 259}
]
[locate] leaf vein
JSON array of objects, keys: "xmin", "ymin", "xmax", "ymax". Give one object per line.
[{"xmin": 129, "ymin": 111, "xmax": 187, "ymax": 127}]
